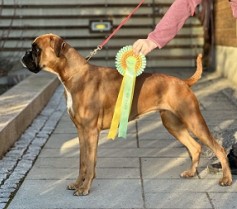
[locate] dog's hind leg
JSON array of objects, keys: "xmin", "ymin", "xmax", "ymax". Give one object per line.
[
  {"xmin": 177, "ymin": 103, "xmax": 232, "ymax": 186},
  {"xmin": 160, "ymin": 110, "xmax": 202, "ymax": 178}
]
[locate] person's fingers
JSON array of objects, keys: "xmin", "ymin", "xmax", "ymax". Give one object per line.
[
  {"xmin": 132, "ymin": 40, "xmax": 143, "ymax": 55},
  {"xmin": 133, "ymin": 40, "xmax": 147, "ymax": 55},
  {"xmin": 133, "ymin": 39, "xmax": 157, "ymax": 55},
  {"xmin": 140, "ymin": 44, "xmax": 150, "ymax": 55}
]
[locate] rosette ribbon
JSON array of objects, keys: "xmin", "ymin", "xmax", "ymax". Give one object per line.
[{"xmin": 108, "ymin": 46, "xmax": 146, "ymax": 139}]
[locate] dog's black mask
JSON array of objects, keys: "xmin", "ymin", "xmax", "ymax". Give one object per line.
[{"xmin": 21, "ymin": 44, "xmax": 41, "ymax": 73}]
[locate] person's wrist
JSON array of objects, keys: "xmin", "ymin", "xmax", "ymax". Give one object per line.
[{"xmin": 147, "ymin": 37, "xmax": 160, "ymax": 49}]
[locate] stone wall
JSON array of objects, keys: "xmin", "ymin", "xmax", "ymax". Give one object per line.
[{"xmin": 213, "ymin": 0, "xmax": 237, "ymax": 84}]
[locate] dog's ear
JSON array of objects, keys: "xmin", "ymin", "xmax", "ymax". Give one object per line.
[{"xmin": 50, "ymin": 36, "xmax": 66, "ymax": 57}]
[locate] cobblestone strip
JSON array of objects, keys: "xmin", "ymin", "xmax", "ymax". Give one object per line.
[{"xmin": 0, "ymin": 85, "xmax": 65, "ymax": 209}]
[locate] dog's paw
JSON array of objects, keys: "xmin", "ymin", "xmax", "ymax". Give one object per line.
[
  {"xmin": 73, "ymin": 187, "xmax": 90, "ymax": 196},
  {"xmin": 67, "ymin": 182, "xmax": 78, "ymax": 190},
  {"xmin": 180, "ymin": 170, "xmax": 196, "ymax": 178},
  {"xmin": 219, "ymin": 177, "xmax": 232, "ymax": 186}
]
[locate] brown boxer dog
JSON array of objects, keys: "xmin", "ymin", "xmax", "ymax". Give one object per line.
[{"xmin": 22, "ymin": 34, "xmax": 232, "ymax": 196}]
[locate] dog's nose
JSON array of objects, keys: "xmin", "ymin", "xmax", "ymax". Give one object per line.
[
  {"xmin": 21, "ymin": 58, "xmax": 27, "ymax": 68},
  {"xmin": 21, "ymin": 51, "xmax": 32, "ymax": 68},
  {"xmin": 21, "ymin": 50, "xmax": 41, "ymax": 73}
]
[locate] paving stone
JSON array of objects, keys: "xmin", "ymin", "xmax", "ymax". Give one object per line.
[
  {"xmin": 0, "ymin": 203, "xmax": 6, "ymax": 209},
  {"xmin": 201, "ymin": 100, "xmax": 237, "ymax": 111},
  {"xmin": 97, "ymin": 157, "xmax": 140, "ymax": 168},
  {"xmin": 29, "ymin": 116, "xmax": 47, "ymax": 132},
  {"xmin": 38, "ymin": 147, "xmax": 189, "ymax": 158},
  {"xmin": 145, "ymin": 192, "xmax": 212, "ymax": 209},
  {"xmin": 5, "ymin": 148, "xmax": 25, "ymax": 159},
  {"xmin": 21, "ymin": 153, "xmax": 37, "ymax": 161},
  {"xmin": 0, "ymin": 189, "xmax": 11, "ymax": 198},
  {"xmin": 40, "ymin": 107, "xmax": 56, "ymax": 117},
  {"xmin": 25, "ymin": 146, "xmax": 41, "ymax": 156},
  {"xmin": 209, "ymin": 193, "xmax": 237, "ymax": 209},
  {"xmin": 202, "ymin": 111, "xmax": 237, "ymax": 126},
  {"xmin": 0, "ymin": 189, "xmax": 14, "ymax": 198},
  {"xmin": 15, "ymin": 160, "xmax": 33, "ymax": 173},
  {"xmin": 6, "ymin": 173, "xmax": 25, "ymax": 183},
  {"xmin": 99, "ymin": 133, "xmax": 138, "ymax": 148},
  {"xmin": 137, "ymin": 124, "xmax": 173, "ymax": 140},
  {"xmin": 141, "ymin": 157, "xmax": 197, "ymax": 179},
  {"xmin": 43, "ymin": 133, "xmax": 78, "ymax": 149},
  {"xmin": 7, "ymin": 179, "xmax": 143, "ymax": 209},
  {"xmin": 0, "ymin": 159, "xmax": 16, "ymax": 174},
  {"xmin": 139, "ymin": 138, "xmax": 181, "ymax": 148},
  {"xmin": 14, "ymin": 135, "xmax": 32, "ymax": 147},
  {"xmin": 27, "ymin": 166, "xmax": 140, "ymax": 180},
  {"xmin": 26, "ymin": 167, "xmax": 77, "ymax": 180},
  {"xmin": 30, "ymin": 137, "xmax": 48, "ymax": 147},
  {"xmin": 34, "ymin": 157, "xmax": 139, "ymax": 169},
  {"xmin": 21, "ymin": 127, "xmax": 37, "ymax": 140},
  {"xmin": 44, "ymin": 132, "xmax": 138, "ymax": 149},
  {"xmin": 0, "ymin": 198, "xmax": 8, "ymax": 203},
  {"xmin": 32, "ymin": 157, "xmax": 77, "ymax": 169},
  {"xmin": 0, "ymin": 173, "xmax": 7, "ymax": 185},
  {"xmin": 143, "ymin": 179, "xmax": 237, "ymax": 193},
  {"xmin": 53, "ymin": 124, "xmax": 77, "ymax": 134}
]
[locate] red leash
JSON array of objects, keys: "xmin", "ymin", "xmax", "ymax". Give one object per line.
[{"xmin": 86, "ymin": 0, "xmax": 145, "ymax": 61}]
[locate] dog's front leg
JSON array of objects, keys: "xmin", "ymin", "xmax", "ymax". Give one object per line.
[
  {"xmin": 74, "ymin": 128, "xmax": 99, "ymax": 196},
  {"xmin": 67, "ymin": 127, "xmax": 87, "ymax": 192}
]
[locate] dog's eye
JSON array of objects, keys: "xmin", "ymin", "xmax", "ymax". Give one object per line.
[
  {"xmin": 32, "ymin": 43, "xmax": 41, "ymax": 55},
  {"xmin": 36, "ymin": 48, "xmax": 41, "ymax": 55}
]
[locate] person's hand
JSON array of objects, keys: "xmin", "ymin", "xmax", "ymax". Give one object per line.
[{"xmin": 133, "ymin": 39, "xmax": 158, "ymax": 55}]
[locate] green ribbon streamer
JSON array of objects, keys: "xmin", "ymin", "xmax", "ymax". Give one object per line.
[{"xmin": 118, "ymin": 56, "xmax": 137, "ymax": 138}]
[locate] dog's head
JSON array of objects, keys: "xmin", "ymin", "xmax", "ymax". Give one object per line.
[{"xmin": 22, "ymin": 34, "xmax": 69, "ymax": 74}]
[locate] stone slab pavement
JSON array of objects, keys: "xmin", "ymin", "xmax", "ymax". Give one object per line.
[{"xmin": 1, "ymin": 68, "xmax": 237, "ymax": 209}]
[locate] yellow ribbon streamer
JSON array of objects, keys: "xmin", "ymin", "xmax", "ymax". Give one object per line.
[{"xmin": 107, "ymin": 78, "xmax": 125, "ymax": 139}]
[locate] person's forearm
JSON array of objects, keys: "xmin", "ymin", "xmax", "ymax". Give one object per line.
[{"xmin": 148, "ymin": 0, "xmax": 202, "ymax": 48}]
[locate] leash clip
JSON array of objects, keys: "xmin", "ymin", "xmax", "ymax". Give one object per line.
[{"xmin": 86, "ymin": 46, "xmax": 102, "ymax": 62}]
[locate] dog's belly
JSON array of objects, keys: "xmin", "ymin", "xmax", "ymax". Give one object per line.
[{"xmin": 99, "ymin": 101, "xmax": 167, "ymax": 131}]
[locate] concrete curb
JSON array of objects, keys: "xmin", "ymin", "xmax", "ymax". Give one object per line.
[{"xmin": 0, "ymin": 71, "xmax": 60, "ymax": 157}]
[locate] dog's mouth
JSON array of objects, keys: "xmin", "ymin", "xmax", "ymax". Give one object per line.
[{"xmin": 21, "ymin": 45, "xmax": 42, "ymax": 73}]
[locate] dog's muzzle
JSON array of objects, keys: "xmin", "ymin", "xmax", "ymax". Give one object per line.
[{"xmin": 21, "ymin": 50, "xmax": 41, "ymax": 73}]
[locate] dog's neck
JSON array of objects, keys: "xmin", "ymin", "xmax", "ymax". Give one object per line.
[{"xmin": 57, "ymin": 47, "xmax": 89, "ymax": 87}]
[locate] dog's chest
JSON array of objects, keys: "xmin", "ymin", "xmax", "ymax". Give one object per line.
[{"xmin": 65, "ymin": 88, "xmax": 74, "ymax": 116}]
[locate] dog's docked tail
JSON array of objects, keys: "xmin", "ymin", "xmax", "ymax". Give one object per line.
[{"xmin": 184, "ymin": 54, "xmax": 203, "ymax": 87}]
